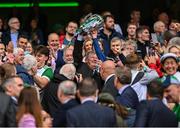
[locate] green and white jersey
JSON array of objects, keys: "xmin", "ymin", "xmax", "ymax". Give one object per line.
[{"xmin": 37, "ymin": 65, "xmax": 53, "ymax": 81}]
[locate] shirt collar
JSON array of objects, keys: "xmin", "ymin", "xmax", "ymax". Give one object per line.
[
  {"xmin": 81, "ymin": 97, "xmax": 95, "ymax": 104},
  {"xmin": 105, "ymin": 74, "xmax": 115, "ymax": 84},
  {"xmin": 118, "ymin": 84, "xmax": 130, "ymax": 95}
]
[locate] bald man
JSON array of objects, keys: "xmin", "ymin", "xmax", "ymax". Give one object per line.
[{"xmin": 100, "ymin": 60, "xmax": 118, "ymax": 98}]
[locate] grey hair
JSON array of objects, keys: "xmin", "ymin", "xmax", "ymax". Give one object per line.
[
  {"xmin": 8, "ymin": 17, "xmax": 19, "ymax": 26},
  {"xmin": 58, "ymin": 80, "xmax": 77, "ymax": 96},
  {"xmin": 23, "ymin": 54, "xmax": 37, "ymax": 70},
  {"xmin": 169, "ymin": 37, "xmax": 180, "ymax": 46},
  {"xmin": 13, "ymin": 47, "xmax": 24, "ymax": 56},
  {"xmin": 124, "ymin": 40, "xmax": 137, "ymax": 51},
  {"xmin": 59, "ymin": 64, "xmax": 76, "ymax": 80},
  {"xmin": 1, "ymin": 76, "xmax": 19, "ymax": 91},
  {"xmin": 153, "ymin": 21, "xmax": 165, "ymax": 32},
  {"xmin": 63, "ymin": 47, "xmax": 74, "ymax": 64}
]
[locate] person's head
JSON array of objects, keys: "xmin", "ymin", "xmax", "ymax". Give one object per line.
[
  {"xmin": 169, "ymin": 19, "xmax": 179, "ymax": 32},
  {"xmin": 1, "ymin": 63, "xmax": 16, "ymax": 79},
  {"xmin": 59, "ymin": 64, "xmax": 76, "ymax": 80},
  {"xmin": 2, "ymin": 76, "xmax": 24, "ymax": 98},
  {"xmin": 30, "ymin": 18, "xmax": 38, "ymax": 29},
  {"xmin": 164, "ymin": 84, "xmax": 179, "ymax": 103},
  {"xmin": 35, "ymin": 45, "xmax": 49, "ymax": 68},
  {"xmin": 63, "ymin": 47, "xmax": 74, "ymax": 64},
  {"xmin": 26, "ymin": 42, "xmax": 33, "ymax": 54},
  {"xmin": 85, "ymin": 51, "xmax": 98, "ymax": 70},
  {"xmin": 110, "ymin": 37, "xmax": 122, "ymax": 55},
  {"xmin": 126, "ymin": 53, "xmax": 141, "ymax": 70},
  {"xmin": 166, "ymin": 45, "xmax": 180, "ymax": 58},
  {"xmin": 16, "ymin": 87, "xmax": 42, "ymax": 127},
  {"xmin": 48, "ymin": 33, "xmax": 60, "ymax": 52},
  {"xmin": 23, "ymin": 54, "xmax": 37, "ymax": 71},
  {"xmin": 161, "ymin": 53, "xmax": 178, "ymax": 75},
  {"xmin": 114, "ymin": 66, "xmax": 132, "ymax": 90},
  {"xmin": 0, "ymin": 43, "xmax": 5, "ymax": 56},
  {"xmin": 168, "ymin": 37, "xmax": 180, "ymax": 46},
  {"xmin": 158, "ymin": 12, "xmax": 169, "ymax": 26},
  {"xmin": 163, "ymin": 30, "xmax": 177, "ymax": 43},
  {"xmin": 58, "ymin": 80, "xmax": 77, "ymax": 104},
  {"xmin": 103, "ymin": 15, "xmax": 115, "ymax": 31},
  {"xmin": 8, "ymin": 17, "xmax": 20, "ymax": 31},
  {"xmin": 124, "ymin": 40, "xmax": 137, "ymax": 55},
  {"xmin": 78, "ymin": 78, "xmax": 98, "ymax": 101},
  {"xmin": 65, "ymin": 21, "xmax": 78, "ymax": 36},
  {"xmin": 153, "ymin": 21, "xmax": 166, "ymax": 33},
  {"xmin": 83, "ymin": 37, "xmax": 93, "ymax": 55},
  {"xmin": 136, "ymin": 26, "xmax": 150, "ymax": 42},
  {"xmin": 100, "ymin": 60, "xmax": 115, "ymax": 80},
  {"xmin": 147, "ymin": 79, "xmax": 164, "ymax": 100},
  {"xmin": 13, "ymin": 47, "xmax": 24, "ymax": 65},
  {"xmin": 130, "ymin": 9, "xmax": 141, "ymax": 23},
  {"xmin": 17, "ymin": 34, "xmax": 29, "ymax": 51},
  {"xmin": 127, "ymin": 23, "xmax": 137, "ymax": 38}
]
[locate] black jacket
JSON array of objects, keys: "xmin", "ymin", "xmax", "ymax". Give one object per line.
[
  {"xmin": 41, "ymin": 74, "xmax": 68, "ymax": 117},
  {"xmin": 0, "ymin": 93, "xmax": 16, "ymax": 127},
  {"xmin": 66, "ymin": 101, "xmax": 117, "ymax": 127}
]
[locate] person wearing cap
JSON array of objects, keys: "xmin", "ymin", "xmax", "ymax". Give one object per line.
[
  {"xmin": 160, "ymin": 53, "xmax": 180, "ymax": 85},
  {"xmin": 164, "ymin": 83, "xmax": 180, "ymax": 122}
]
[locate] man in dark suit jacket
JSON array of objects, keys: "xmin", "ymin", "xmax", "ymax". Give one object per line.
[
  {"xmin": 41, "ymin": 64, "xmax": 76, "ymax": 118},
  {"xmin": 100, "ymin": 60, "xmax": 118, "ymax": 98},
  {"xmin": 66, "ymin": 78, "xmax": 117, "ymax": 127},
  {"xmin": 114, "ymin": 66, "xmax": 139, "ymax": 109},
  {"xmin": 134, "ymin": 80, "xmax": 178, "ymax": 127},
  {"xmin": 53, "ymin": 80, "xmax": 79, "ymax": 127},
  {"xmin": 77, "ymin": 51, "xmax": 103, "ymax": 91},
  {"xmin": 0, "ymin": 92, "xmax": 16, "ymax": 127}
]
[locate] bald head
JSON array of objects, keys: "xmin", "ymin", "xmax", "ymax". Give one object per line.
[{"xmin": 100, "ymin": 60, "xmax": 115, "ymax": 80}]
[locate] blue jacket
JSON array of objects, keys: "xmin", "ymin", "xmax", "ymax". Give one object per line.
[
  {"xmin": 16, "ymin": 64, "xmax": 34, "ymax": 86},
  {"xmin": 98, "ymin": 29, "xmax": 124, "ymax": 56}
]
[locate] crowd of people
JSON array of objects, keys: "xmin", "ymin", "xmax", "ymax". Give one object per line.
[{"xmin": 0, "ymin": 8, "xmax": 179, "ymax": 127}]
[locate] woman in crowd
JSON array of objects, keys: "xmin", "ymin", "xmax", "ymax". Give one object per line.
[
  {"xmin": 16, "ymin": 87, "xmax": 43, "ymax": 127},
  {"xmin": 33, "ymin": 45, "xmax": 53, "ymax": 99}
]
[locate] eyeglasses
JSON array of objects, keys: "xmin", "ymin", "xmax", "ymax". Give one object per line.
[{"xmin": 11, "ymin": 21, "xmax": 20, "ymax": 24}]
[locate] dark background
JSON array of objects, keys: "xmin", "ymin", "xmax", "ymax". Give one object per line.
[{"xmin": 0, "ymin": 0, "xmax": 179, "ymax": 33}]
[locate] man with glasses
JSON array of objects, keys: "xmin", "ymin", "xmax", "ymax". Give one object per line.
[
  {"xmin": 2, "ymin": 17, "xmax": 27, "ymax": 48},
  {"xmin": 1, "ymin": 76, "xmax": 24, "ymax": 108}
]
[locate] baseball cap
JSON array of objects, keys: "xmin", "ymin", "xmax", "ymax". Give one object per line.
[{"xmin": 160, "ymin": 53, "xmax": 178, "ymax": 64}]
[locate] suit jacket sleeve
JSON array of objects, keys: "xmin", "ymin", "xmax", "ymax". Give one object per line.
[
  {"xmin": 6, "ymin": 97, "xmax": 17, "ymax": 127},
  {"xmin": 66, "ymin": 110, "xmax": 77, "ymax": 127},
  {"xmin": 134, "ymin": 101, "xmax": 149, "ymax": 127}
]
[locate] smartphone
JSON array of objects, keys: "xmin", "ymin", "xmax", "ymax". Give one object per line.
[{"xmin": 151, "ymin": 33, "xmax": 158, "ymax": 44}]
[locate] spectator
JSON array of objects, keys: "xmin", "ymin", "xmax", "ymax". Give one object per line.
[
  {"xmin": 34, "ymin": 45, "xmax": 53, "ymax": 91},
  {"xmin": 66, "ymin": 78, "xmax": 117, "ymax": 127},
  {"xmin": 2, "ymin": 17, "xmax": 26, "ymax": 47},
  {"xmin": 1, "ymin": 76, "xmax": 24, "ymax": 107},
  {"xmin": 114, "ymin": 66, "xmax": 139, "ymax": 110},
  {"xmin": 16, "ymin": 87, "xmax": 43, "ymax": 127},
  {"xmin": 42, "ymin": 64, "xmax": 77, "ymax": 119},
  {"xmin": 163, "ymin": 83, "xmax": 180, "ymax": 122},
  {"xmin": 134, "ymin": 80, "xmax": 178, "ymax": 127},
  {"xmin": 60, "ymin": 21, "xmax": 78, "ymax": 48},
  {"xmin": 17, "ymin": 34, "xmax": 29, "ymax": 51},
  {"xmin": 136, "ymin": 26, "xmax": 151, "ymax": 59},
  {"xmin": 100, "ymin": 60, "xmax": 118, "ymax": 98},
  {"xmin": 0, "ymin": 92, "xmax": 17, "ymax": 127},
  {"xmin": 125, "ymin": 53, "xmax": 159, "ymax": 101},
  {"xmin": 126, "ymin": 23, "xmax": 137, "ymax": 41},
  {"xmin": 99, "ymin": 15, "xmax": 124, "ymax": 56},
  {"xmin": 53, "ymin": 80, "xmax": 79, "ymax": 127}
]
